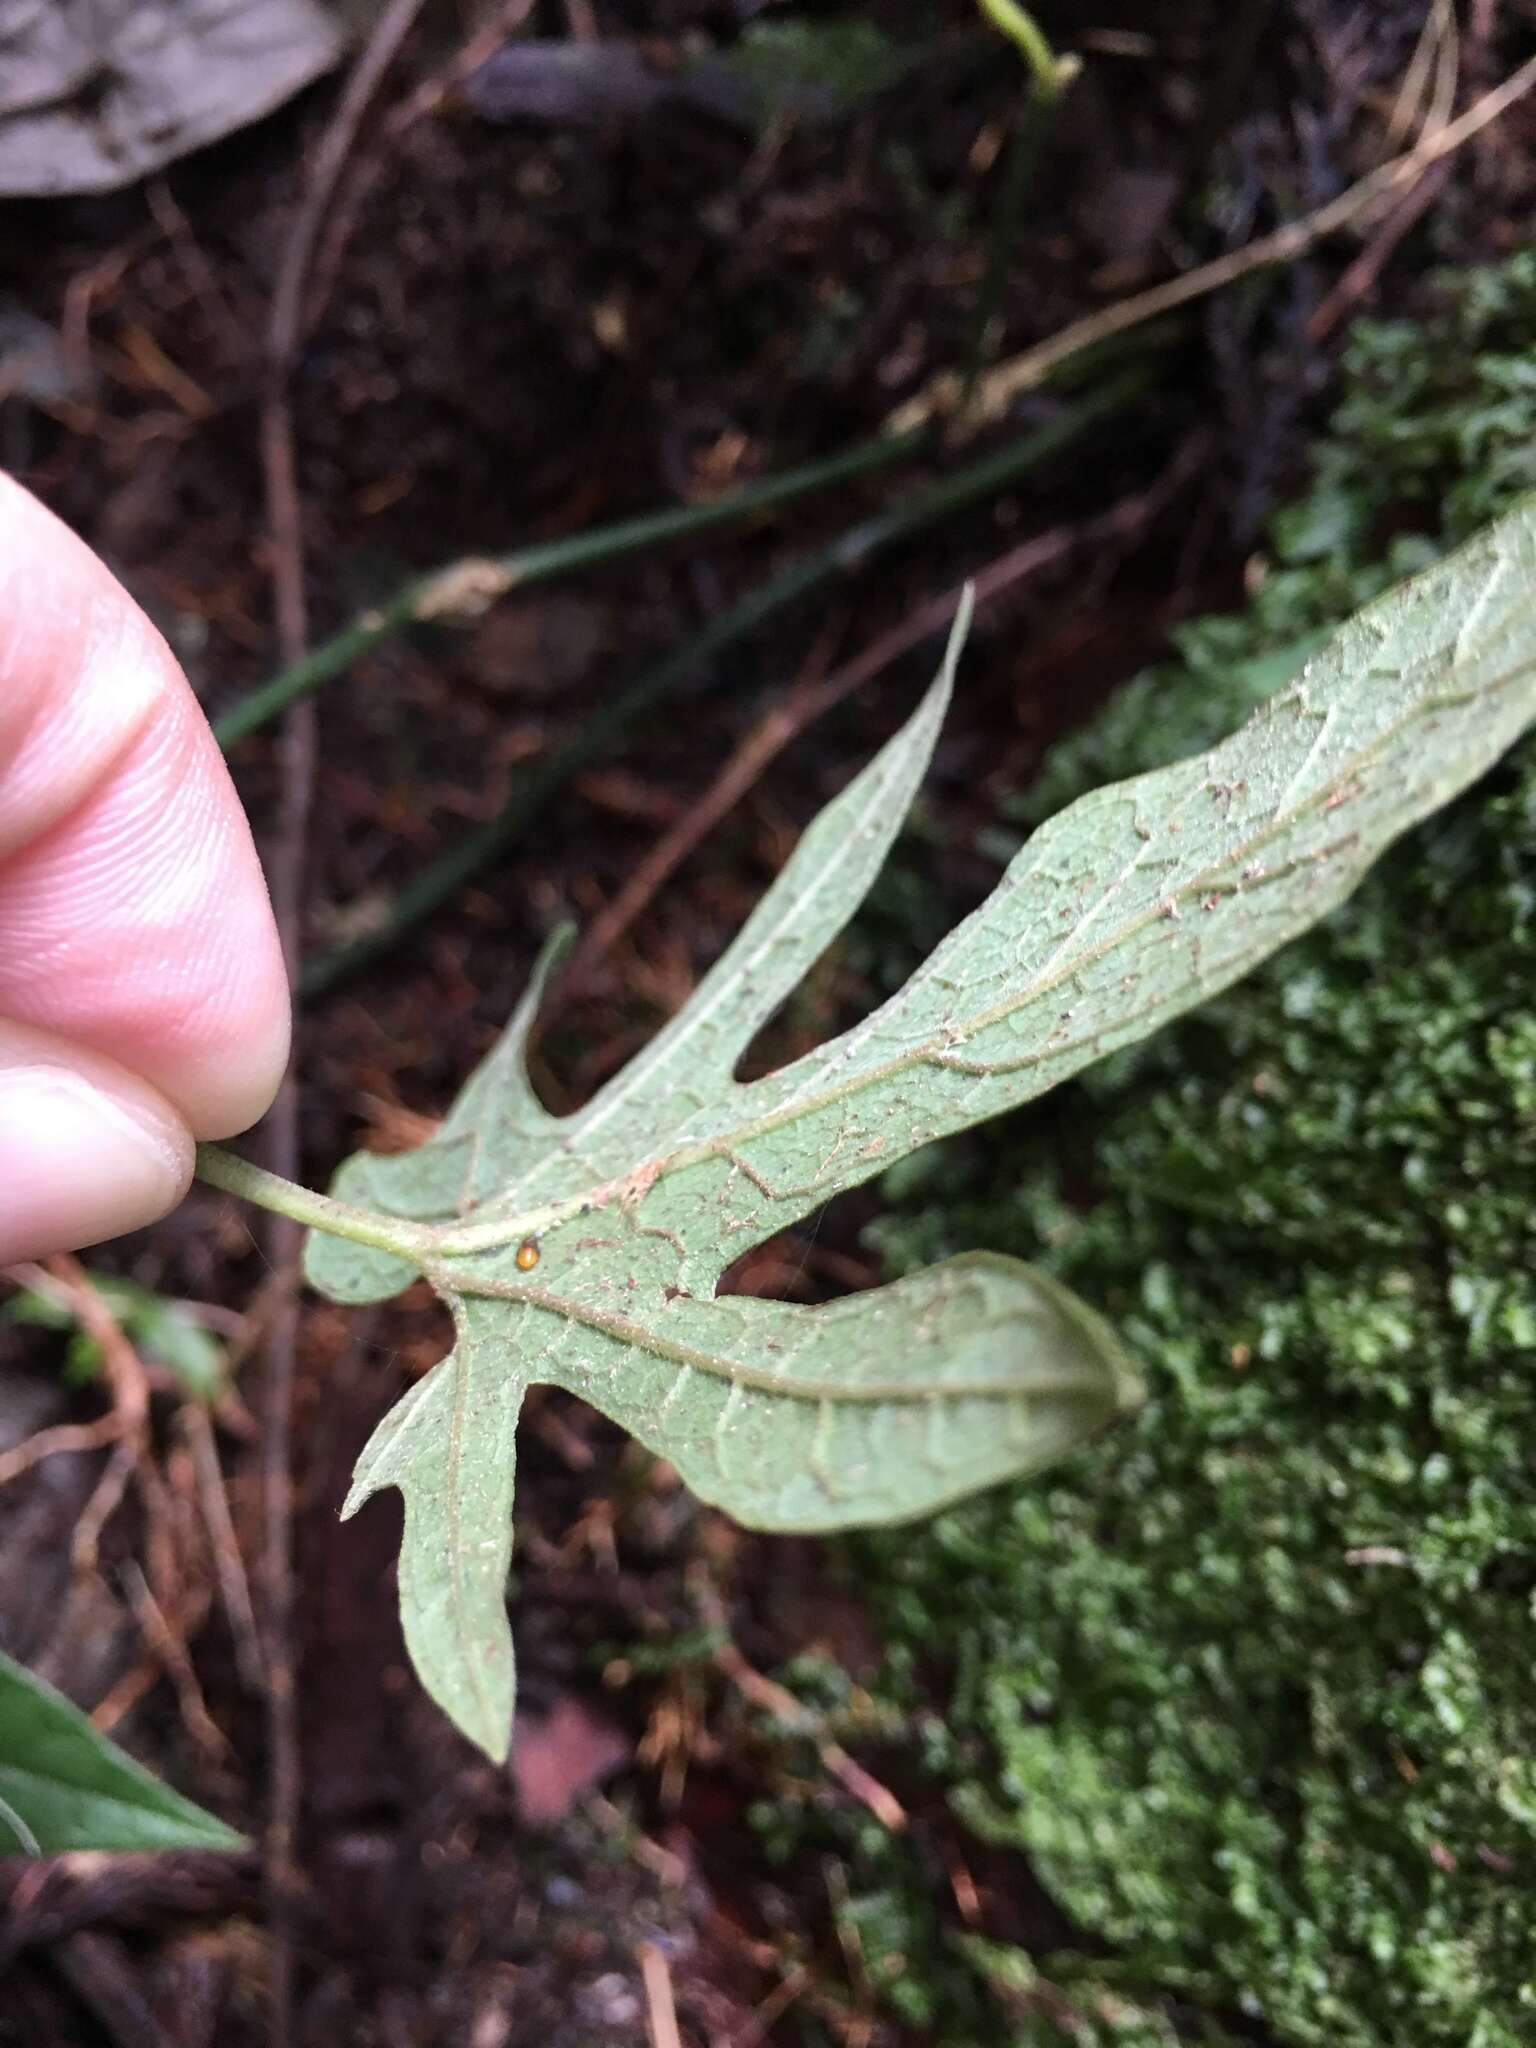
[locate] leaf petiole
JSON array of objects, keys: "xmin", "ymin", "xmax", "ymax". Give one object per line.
[{"xmin": 193, "ymin": 1144, "xmax": 433, "ymax": 1262}]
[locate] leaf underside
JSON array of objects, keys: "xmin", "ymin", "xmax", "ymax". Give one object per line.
[{"xmin": 304, "ymin": 503, "xmax": 1536, "ymax": 1759}]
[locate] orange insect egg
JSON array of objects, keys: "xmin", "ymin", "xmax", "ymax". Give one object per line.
[{"xmin": 515, "ymin": 1239, "xmax": 541, "ymax": 1272}]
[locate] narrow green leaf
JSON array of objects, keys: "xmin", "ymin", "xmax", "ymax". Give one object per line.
[
  {"xmin": 0, "ymin": 1651, "xmax": 241, "ymax": 1855},
  {"xmin": 303, "ymin": 501, "xmax": 1536, "ymax": 1758}
]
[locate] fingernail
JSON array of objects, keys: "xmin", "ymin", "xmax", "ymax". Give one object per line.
[{"xmin": 0, "ymin": 1068, "xmax": 191, "ymax": 1263}]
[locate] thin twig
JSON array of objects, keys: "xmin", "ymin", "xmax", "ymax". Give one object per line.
[
  {"xmin": 183, "ymin": 1402, "xmax": 265, "ymax": 1694},
  {"xmin": 120, "ymin": 1562, "xmax": 228, "ymax": 1763},
  {"xmin": 383, "ymin": 0, "xmax": 540, "ymax": 138},
  {"xmin": 268, "ymin": 0, "xmax": 427, "ymax": 372},
  {"xmin": 0, "ymin": 1412, "xmax": 122, "ymax": 1486},
  {"xmin": 638, "ymin": 1940, "xmax": 684, "ymax": 2048},
  {"xmin": 256, "ymin": 381, "xmax": 310, "ymax": 2048},
  {"xmin": 692, "ymin": 1576, "xmax": 906, "ymax": 1833},
  {"xmin": 256, "ymin": 6, "xmax": 427, "ymax": 2036},
  {"xmin": 1384, "ymin": 0, "xmax": 1455, "ymax": 154},
  {"xmin": 963, "ymin": 0, "xmax": 1078, "ymax": 404},
  {"xmin": 1308, "ymin": 4, "xmax": 1461, "ymax": 342},
  {"xmin": 64, "ymin": 1440, "xmax": 138, "ymax": 1593},
  {"xmin": 733, "ymin": 1965, "xmax": 812, "ymax": 2048},
  {"xmin": 888, "ymin": 49, "xmax": 1536, "ymax": 437},
  {"xmin": 37, "ymin": 1256, "xmax": 155, "ymax": 1585},
  {"xmin": 21, "ymin": 1259, "xmax": 224, "ymax": 1760},
  {"xmin": 309, "ymin": 0, "xmax": 537, "ymax": 329},
  {"xmin": 1306, "ymin": 159, "xmax": 1453, "ymax": 342}
]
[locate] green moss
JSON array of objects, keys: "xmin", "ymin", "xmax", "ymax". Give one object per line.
[{"xmin": 850, "ymin": 253, "xmax": 1536, "ymax": 2044}]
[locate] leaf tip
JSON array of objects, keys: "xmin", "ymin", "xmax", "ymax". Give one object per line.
[
  {"xmin": 1113, "ymin": 1363, "xmax": 1147, "ymax": 1417},
  {"xmin": 338, "ymin": 1473, "xmax": 378, "ymax": 1522}
]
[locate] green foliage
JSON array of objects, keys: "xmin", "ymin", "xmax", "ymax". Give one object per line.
[
  {"xmin": 854, "ymin": 253, "xmax": 1536, "ymax": 2045},
  {"xmin": 0, "ymin": 1650, "xmax": 239, "ymax": 1855},
  {"xmin": 297, "ymin": 609, "xmax": 1137, "ymax": 1759},
  {"xmin": 288, "ymin": 474, "xmax": 1536, "ymax": 1765},
  {"xmin": 0, "ymin": 1281, "xmax": 228, "ymax": 1853}
]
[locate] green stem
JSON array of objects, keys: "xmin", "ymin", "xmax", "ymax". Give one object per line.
[
  {"xmin": 213, "ymin": 430, "xmax": 922, "ymax": 749},
  {"xmin": 299, "ymin": 369, "xmax": 1147, "ymax": 999},
  {"xmin": 194, "ymin": 1143, "xmax": 428, "ymax": 1260},
  {"xmin": 975, "ymin": 0, "xmax": 1064, "ymax": 87}
]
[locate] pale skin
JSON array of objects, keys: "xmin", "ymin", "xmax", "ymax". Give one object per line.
[{"xmin": 0, "ymin": 474, "xmax": 290, "ymax": 1264}]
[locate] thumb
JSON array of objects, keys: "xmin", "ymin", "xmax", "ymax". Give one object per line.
[{"xmin": 0, "ymin": 1019, "xmax": 193, "ymax": 1266}]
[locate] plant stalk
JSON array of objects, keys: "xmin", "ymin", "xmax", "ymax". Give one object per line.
[
  {"xmin": 213, "ymin": 431, "xmax": 922, "ymax": 749},
  {"xmin": 194, "ymin": 1143, "xmax": 429, "ymax": 1259}
]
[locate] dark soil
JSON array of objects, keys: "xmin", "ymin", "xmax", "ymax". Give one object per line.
[{"xmin": 1, "ymin": 3, "xmax": 1529, "ymax": 2042}]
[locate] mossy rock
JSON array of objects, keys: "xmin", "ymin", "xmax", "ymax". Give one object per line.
[{"xmin": 851, "ymin": 254, "xmax": 1536, "ymax": 2045}]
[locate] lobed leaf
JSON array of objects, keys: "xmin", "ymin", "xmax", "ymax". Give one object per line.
[{"xmin": 302, "ymin": 501, "xmax": 1536, "ymax": 1758}]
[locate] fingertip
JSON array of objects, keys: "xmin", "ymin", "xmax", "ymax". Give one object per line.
[
  {"xmin": 181, "ymin": 994, "xmax": 292, "ymax": 1142},
  {"xmin": 0, "ymin": 1022, "xmax": 193, "ymax": 1263},
  {"xmin": 0, "ymin": 481, "xmax": 293, "ymax": 1135}
]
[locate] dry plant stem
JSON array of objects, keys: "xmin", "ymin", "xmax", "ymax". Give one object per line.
[
  {"xmin": 888, "ymin": 48, "xmax": 1536, "ymax": 437},
  {"xmin": 739, "ymin": 1966, "xmax": 813, "ymax": 2048},
  {"xmin": 257, "ymin": 395, "xmax": 310, "ymax": 2048},
  {"xmin": 43, "ymin": 1256, "xmax": 152, "ymax": 1589},
  {"xmin": 1385, "ymin": 0, "xmax": 1455, "ymax": 154},
  {"xmin": 120, "ymin": 1561, "xmax": 228, "ymax": 1762},
  {"xmin": 308, "ymin": 0, "xmax": 534, "ymax": 324},
  {"xmin": 22, "ymin": 1258, "xmax": 224, "ymax": 1756},
  {"xmin": 184, "ymin": 1402, "xmax": 265, "ymax": 1694},
  {"xmin": 1307, "ymin": 158, "xmax": 1453, "ymax": 342},
  {"xmin": 54, "ymin": 1929, "xmax": 167, "ymax": 2048},
  {"xmin": 1309, "ymin": 10, "xmax": 1460, "ymax": 342},
  {"xmin": 638, "ymin": 1939, "xmax": 684, "ymax": 2048},
  {"xmin": 0, "ymin": 1260, "xmax": 132, "ymax": 1482},
  {"xmin": 257, "ymin": 6, "xmax": 427, "ymax": 2033},
  {"xmin": 383, "ymin": 0, "xmax": 540, "ymax": 138},
  {"xmin": 692, "ymin": 1575, "xmax": 906, "ymax": 1833},
  {"xmin": 0, "ymin": 1408, "xmax": 120, "ymax": 1485}
]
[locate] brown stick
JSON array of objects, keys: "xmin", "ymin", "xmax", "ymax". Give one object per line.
[
  {"xmin": 0, "ymin": 1411, "xmax": 122, "ymax": 1487},
  {"xmin": 638, "ymin": 1939, "xmax": 684, "ymax": 2048},
  {"xmin": 692, "ymin": 1576, "xmax": 906, "ymax": 1833},
  {"xmin": 889, "ymin": 50, "xmax": 1536, "ymax": 439},
  {"xmin": 15, "ymin": 1260, "xmax": 223, "ymax": 1757},
  {"xmin": 1308, "ymin": 7, "xmax": 1461, "ymax": 342},
  {"xmin": 183, "ymin": 1401, "xmax": 265, "ymax": 1694},
  {"xmin": 38, "ymin": 1256, "xmax": 153, "ymax": 1585},
  {"xmin": 383, "ymin": 0, "xmax": 540, "ymax": 140},
  {"xmin": 255, "ymin": 6, "xmax": 428, "ymax": 2038}
]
